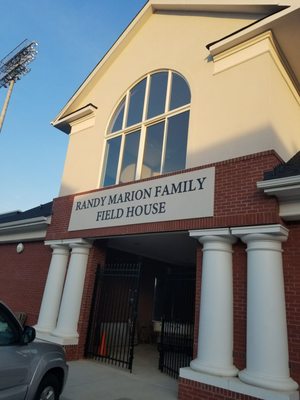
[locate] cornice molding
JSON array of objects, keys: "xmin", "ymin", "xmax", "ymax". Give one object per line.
[
  {"xmin": 257, "ymin": 175, "xmax": 300, "ymax": 220},
  {"xmin": 52, "ymin": 104, "xmax": 97, "ymax": 134},
  {"xmin": 0, "ymin": 216, "xmax": 51, "ymax": 243}
]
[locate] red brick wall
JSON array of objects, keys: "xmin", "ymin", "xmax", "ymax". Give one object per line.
[
  {"xmin": 233, "ymin": 242, "xmax": 247, "ymax": 371},
  {"xmin": 178, "ymin": 379, "xmax": 260, "ymax": 400},
  {"xmin": 0, "ymin": 241, "xmax": 51, "ymax": 325},
  {"xmin": 45, "ymin": 150, "xmax": 299, "ymax": 399},
  {"xmin": 46, "ymin": 151, "xmax": 282, "ymax": 242},
  {"xmin": 193, "ymin": 245, "xmax": 202, "ymax": 358}
]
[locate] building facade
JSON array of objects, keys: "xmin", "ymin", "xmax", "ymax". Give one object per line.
[{"xmin": 2, "ymin": 1, "xmax": 300, "ymax": 400}]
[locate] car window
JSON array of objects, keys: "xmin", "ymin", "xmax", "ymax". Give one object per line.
[{"xmin": 0, "ymin": 314, "xmax": 18, "ymax": 345}]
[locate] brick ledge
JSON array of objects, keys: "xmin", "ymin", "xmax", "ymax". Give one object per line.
[{"xmin": 179, "ymin": 367, "xmax": 299, "ymax": 400}]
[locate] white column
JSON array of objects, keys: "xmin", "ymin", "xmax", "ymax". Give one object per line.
[
  {"xmin": 189, "ymin": 229, "xmax": 238, "ymax": 377},
  {"xmin": 233, "ymin": 226, "xmax": 298, "ymax": 391},
  {"xmin": 52, "ymin": 242, "xmax": 91, "ymax": 342},
  {"xmin": 35, "ymin": 244, "xmax": 69, "ymax": 334}
]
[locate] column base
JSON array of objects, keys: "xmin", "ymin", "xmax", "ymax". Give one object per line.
[
  {"xmin": 34, "ymin": 325, "xmax": 54, "ymax": 335},
  {"xmin": 52, "ymin": 328, "xmax": 79, "ymax": 340},
  {"xmin": 180, "ymin": 367, "xmax": 299, "ymax": 400},
  {"xmin": 239, "ymin": 369, "xmax": 299, "ymax": 391},
  {"xmin": 36, "ymin": 331, "xmax": 79, "ymax": 345},
  {"xmin": 190, "ymin": 358, "xmax": 238, "ymax": 377}
]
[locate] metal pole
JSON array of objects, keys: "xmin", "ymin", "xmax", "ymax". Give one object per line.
[{"xmin": 0, "ymin": 79, "xmax": 15, "ymax": 133}]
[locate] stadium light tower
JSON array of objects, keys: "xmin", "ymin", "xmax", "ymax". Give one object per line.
[{"xmin": 0, "ymin": 39, "xmax": 38, "ymax": 132}]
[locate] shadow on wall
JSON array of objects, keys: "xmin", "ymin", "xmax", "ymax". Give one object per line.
[{"xmin": 187, "ymin": 123, "xmax": 298, "ymax": 169}]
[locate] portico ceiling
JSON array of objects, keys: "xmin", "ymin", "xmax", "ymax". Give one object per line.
[{"xmin": 102, "ymin": 231, "xmax": 198, "ymax": 267}]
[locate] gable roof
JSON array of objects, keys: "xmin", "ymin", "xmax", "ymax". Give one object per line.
[{"xmin": 52, "ymin": 0, "xmax": 299, "ymax": 133}]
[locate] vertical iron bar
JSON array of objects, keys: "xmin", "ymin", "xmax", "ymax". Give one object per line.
[{"xmin": 120, "ymin": 264, "xmax": 131, "ymax": 367}]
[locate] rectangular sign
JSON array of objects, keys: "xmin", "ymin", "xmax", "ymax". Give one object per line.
[{"xmin": 68, "ymin": 167, "xmax": 215, "ymax": 231}]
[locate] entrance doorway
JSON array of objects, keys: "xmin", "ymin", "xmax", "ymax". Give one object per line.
[
  {"xmin": 85, "ymin": 233, "xmax": 196, "ymax": 378},
  {"xmin": 85, "ymin": 261, "xmax": 141, "ymax": 372}
]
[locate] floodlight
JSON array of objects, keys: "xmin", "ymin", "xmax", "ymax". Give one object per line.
[
  {"xmin": 0, "ymin": 39, "xmax": 38, "ymax": 132},
  {"xmin": 0, "ymin": 39, "xmax": 38, "ymax": 88}
]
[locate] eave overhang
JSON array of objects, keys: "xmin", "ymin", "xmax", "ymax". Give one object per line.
[
  {"xmin": 0, "ymin": 216, "xmax": 51, "ymax": 243},
  {"xmin": 208, "ymin": 2, "xmax": 300, "ymax": 88},
  {"xmin": 258, "ymin": 176, "xmax": 300, "ymax": 221},
  {"xmin": 151, "ymin": 0, "xmax": 288, "ymax": 15},
  {"xmin": 51, "ymin": 103, "xmax": 97, "ymax": 134}
]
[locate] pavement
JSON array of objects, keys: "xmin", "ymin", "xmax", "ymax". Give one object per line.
[{"xmin": 61, "ymin": 344, "xmax": 178, "ymax": 400}]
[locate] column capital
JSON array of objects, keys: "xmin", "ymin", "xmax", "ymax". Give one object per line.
[
  {"xmin": 231, "ymin": 224, "xmax": 288, "ymax": 240},
  {"xmin": 45, "ymin": 238, "xmax": 93, "ymax": 248},
  {"xmin": 69, "ymin": 241, "xmax": 92, "ymax": 250},
  {"xmin": 48, "ymin": 244, "xmax": 70, "ymax": 254},
  {"xmin": 189, "ymin": 228, "xmax": 236, "ymax": 245},
  {"xmin": 190, "ymin": 228, "xmax": 231, "ymax": 237}
]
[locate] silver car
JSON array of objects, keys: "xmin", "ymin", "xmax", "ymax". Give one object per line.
[{"xmin": 0, "ymin": 301, "xmax": 68, "ymax": 400}]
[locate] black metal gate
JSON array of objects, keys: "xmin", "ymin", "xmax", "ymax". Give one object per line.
[
  {"xmin": 85, "ymin": 263, "xmax": 141, "ymax": 372},
  {"xmin": 158, "ymin": 267, "xmax": 195, "ymax": 378}
]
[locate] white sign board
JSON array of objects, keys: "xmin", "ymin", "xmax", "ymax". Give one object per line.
[{"xmin": 68, "ymin": 167, "xmax": 215, "ymax": 231}]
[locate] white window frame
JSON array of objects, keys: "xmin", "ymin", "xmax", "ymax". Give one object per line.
[{"xmin": 101, "ymin": 70, "xmax": 191, "ymax": 187}]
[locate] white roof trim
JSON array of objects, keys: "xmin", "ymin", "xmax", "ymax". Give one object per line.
[
  {"xmin": 208, "ymin": 1, "xmax": 299, "ymax": 56},
  {"xmin": 231, "ymin": 224, "xmax": 288, "ymax": 237},
  {"xmin": 257, "ymin": 175, "xmax": 300, "ymax": 221},
  {"xmin": 151, "ymin": 0, "xmax": 291, "ymax": 14},
  {"xmin": 52, "ymin": 103, "xmax": 97, "ymax": 133},
  {"xmin": 0, "ymin": 216, "xmax": 51, "ymax": 243}
]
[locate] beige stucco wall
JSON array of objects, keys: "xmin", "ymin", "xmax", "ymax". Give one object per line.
[{"xmin": 58, "ymin": 10, "xmax": 300, "ymax": 196}]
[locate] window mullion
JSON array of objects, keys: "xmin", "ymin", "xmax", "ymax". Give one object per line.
[
  {"xmin": 165, "ymin": 70, "xmax": 172, "ymax": 113},
  {"xmin": 116, "ymin": 134, "xmax": 126, "ymax": 185},
  {"xmin": 100, "ymin": 141, "xmax": 109, "ymax": 187},
  {"xmin": 143, "ymin": 74, "xmax": 151, "ymax": 122},
  {"xmin": 135, "ymin": 125, "xmax": 146, "ymax": 180},
  {"xmin": 136, "ymin": 75, "xmax": 149, "ymax": 181},
  {"xmin": 123, "ymin": 90, "xmax": 130, "ymax": 129},
  {"xmin": 160, "ymin": 118, "xmax": 169, "ymax": 174}
]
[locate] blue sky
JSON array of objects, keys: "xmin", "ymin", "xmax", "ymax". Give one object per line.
[{"xmin": 0, "ymin": 0, "xmax": 146, "ymax": 213}]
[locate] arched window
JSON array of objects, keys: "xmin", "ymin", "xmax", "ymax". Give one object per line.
[{"xmin": 102, "ymin": 70, "xmax": 191, "ymax": 187}]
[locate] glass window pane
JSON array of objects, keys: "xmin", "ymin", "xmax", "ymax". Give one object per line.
[
  {"xmin": 119, "ymin": 130, "xmax": 140, "ymax": 183},
  {"xmin": 169, "ymin": 73, "xmax": 191, "ymax": 111},
  {"xmin": 163, "ymin": 111, "xmax": 190, "ymax": 173},
  {"xmin": 103, "ymin": 136, "xmax": 121, "ymax": 187},
  {"xmin": 126, "ymin": 79, "xmax": 146, "ymax": 127},
  {"xmin": 110, "ymin": 98, "xmax": 125, "ymax": 133},
  {"xmin": 0, "ymin": 314, "xmax": 16, "ymax": 345},
  {"xmin": 141, "ymin": 122, "xmax": 164, "ymax": 179},
  {"xmin": 147, "ymin": 72, "xmax": 168, "ymax": 119}
]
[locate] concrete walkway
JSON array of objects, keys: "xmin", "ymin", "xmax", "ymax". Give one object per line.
[{"xmin": 61, "ymin": 345, "xmax": 178, "ymax": 400}]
